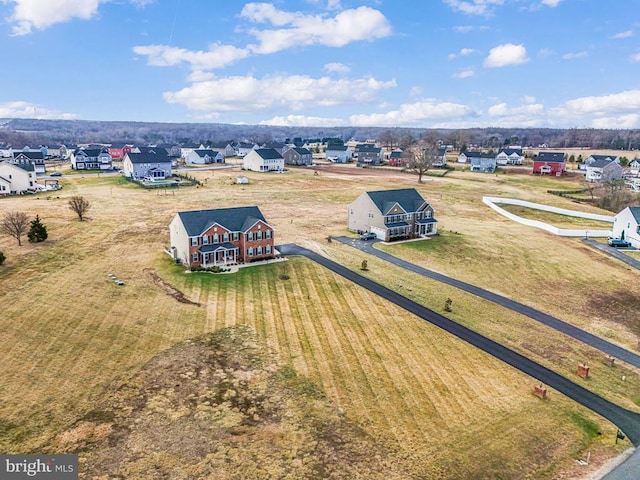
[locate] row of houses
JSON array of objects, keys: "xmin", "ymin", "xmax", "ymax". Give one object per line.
[{"xmin": 169, "ymin": 187, "xmax": 439, "ymax": 267}]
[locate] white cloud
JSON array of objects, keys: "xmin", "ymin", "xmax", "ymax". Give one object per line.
[
  {"xmin": 612, "ymin": 30, "xmax": 633, "ymax": 39},
  {"xmin": 443, "ymin": 0, "xmax": 505, "ymax": 15},
  {"xmin": 537, "ymin": 48, "xmax": 554, "ymax": 58},
  {"xmin": 5, "ymin": 0, "xmax": 151, "ymax": 35},
  {"xmin": 163, "ymin": 74, "xmax": 397, "ymax": 113},
  {"xmin": 521, "ymin": 95, "xmax": 536, "ymax": 103},
  {"xmin": 487, "ymin": 102, "xmax": 546, "ymax": 126},
  {"xmin": 242, "ymin": 4, "xmax": 392, "ymax": 54},
  {"xmin": 630, "ymin": 51, "xmax": 640, "ymax": 62},
  {"xmin": 448, "ymin": 47, "xmax": 477, "ymax": 59},
  {"xmin": 0, "ymin": 101, "xmax": 78, "ymax": 119},
  {"xmin": 348, "ymin": 99, "xmax": 474, "ymax": 127},
  {"xmin": 259, "ymin": 115, "xmax": 346, "ymax": 126},
  {"xmin": 562, "ymin": 51, "xmax": 588, "ymax": 60},
  {"xmin": 590, "ymin": 114, "xmax": 640, "ymax": 129},
  {"xmin": 133, "ymin": 44, "xmax": 250, "ymax": 70},
  {"xmin": 553, "ymin": 90, "xmax": 640, "ymax": 116},
  {"xmin": 541, "ymin": 0, "xmax": 563, "ymax": 6},
  {"xmin": 453, "ymin": 69, "xmax": 475, "ymax": 78},
  {"xmin": 484, "ymin": 43, "xmax": 529, "ymax": 67},
  {"xmin": 324, "ymin": 62, "xmax": 350, "ymax": 73}
]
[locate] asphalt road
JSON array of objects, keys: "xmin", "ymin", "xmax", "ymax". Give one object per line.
[
  {"xmin": 278, "ymin": 243, "xmax": 640, "ymax": 446},
  {"xmin": 335, "ymin": 236, "xmax": 640, "ymax": 370}
]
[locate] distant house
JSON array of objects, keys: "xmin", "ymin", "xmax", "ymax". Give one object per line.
[
  {"xmin": 283, "ymin": 147, "xmax": 313, "ymax": 166},
  {"xmin": 0, "ymin": 145, "xmax": 12, "ymax": 158},
  {"xmin": 122, "ymin": 152, "xmax": 172, "ymax": 180},
  {"xmin": 0, "ymin": 160, "xmax": 37, "ymax": 194},
  {"xmin": 628, "ymin": 159, "xmax": 640, "ymax": 175},
  {"xmin": 585, "ymin": 157, "xmax": 623, "ymax": 183},
  {"xmin": 496, "ymin": 148, "xmax": 524, "ymax": 165},
  {"xmin": 612, "ymin": 207, "xmax": 640, "ymax": 248},
  {"xmin": 13, "ymin": 151, "xmax": 46, "ymax": 174},
  {"xmin": 186, "ymin": 149, "xmax": 224, "ymax": 165},
  {"xmin": 469, "ymin": 153, "xmax": 497, "ymax": 173},
  {"xmin": 347, "ymin": 188, "xmax": 437, "ymax": 242},
  {"xmin": 210, "ymin": 141, "xmax": 236, "ymax": 158},
  {"xmin": 532, "ymin": 152, "xmax": 566, "ymax": 175},
  {"xmin": 243, "ymin": 148, "xmax": 284, "ymax": 172},
  {"xmin": 235, "ymin": 142, "xmax": 256, "ymax": 158},
  {"xmin": 433, "ymin": 147, "xmax": 448, "ymax": 167},
  {"xmin": 355, "ymin": 144, "xmax": 383, "ymax": 166},
  {"xmin": 108, "ymin": 144, "xmax": 132, "ymax": 160},
  {"xmin": 169, "ymin": 205, "xmax": 275, "ymax": 267},
  {"xmin": 388, "ymin": 150, "xmax": 410, "ymax": 167},
  {"xmin": 71, "ymin": 148, "xmax": 113, "ymax": 170},
  {"xmin": 179, "ymin": 143, "xmax": 204, "ymax": 159},
  {"xmin": 579, "ymin": 154, "xmax": 620, "ymax": 171},
  {"xmin": 325, "ymin": 144, "xmax": 352, "ymax": 163}
]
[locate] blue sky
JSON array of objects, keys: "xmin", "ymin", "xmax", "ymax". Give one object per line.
[{"xmin": 1, "ymin": 0, "xmax": 640, "ymax": 128}]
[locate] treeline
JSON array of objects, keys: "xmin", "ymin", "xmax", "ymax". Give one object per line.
[{"xmin": 1, "ymin": 118, "xmax": 639, "ymax": 151}]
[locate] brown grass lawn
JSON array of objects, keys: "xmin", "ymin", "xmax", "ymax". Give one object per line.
[{"xmin": 0, "ymin": 165, "xmax": 638, "ymax": 479}]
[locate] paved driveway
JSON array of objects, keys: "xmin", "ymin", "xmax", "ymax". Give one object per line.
[
  {"xmin": 278, "ymin": 243, "xmax": 640, "ymax": 446},
  {"xmin": 335, "ymin": 236, "xmax": 640, "ymax": 370}
]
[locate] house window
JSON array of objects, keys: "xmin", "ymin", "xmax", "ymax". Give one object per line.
[
  {"xmin": 265, "ymin": 230, "xmax": 271, "ymax": 239},
  {"xmin": 256, "ymin": 231, "xmax": 263, "ymax": 240},
  {"xmin": 223, "ymin": 233, "xmax": 229, "ymax": 242},
  {"xmin": 257, "ymin": 246, "xmax": 263, "ymax": 255},
  {"xmin": 233, "ymin": 232, "xmax": 239, "ymax": 241},
  {"xmin": 192, "ymin": 252, "xmax": 199, "ymax": 262},
  {"xmin": 203, "ymin": 236, "xmax": 209, "ymax": 245},
  {"xmin": 190, "ymin": 237, "xmax": 198, "ymax": 246},
  {"xmin": 248, "ymin": 248, "xmax": 254, "ymax": 257},
  {"xmin": 213, "ymin": 234, "xmax": 219, "ymax": 243},
  {"xmin": 248, "ymin": 232, "xmax": 254, "ymax": 241}
]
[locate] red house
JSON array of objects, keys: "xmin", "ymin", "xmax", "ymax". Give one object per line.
[
  {"xmin": 533, "ymin": 152, "xmax": 567, "ymax": 176},
  {"xmin": 169, "ymin": 206, "xmax": 275, "ymax": 267},
  {"xmin": 108, "ymin": 144, "xmax": 131, "ymax": 160},
  {"xmin": 388, "ymin": 150, "xmax": 410, "ymax": 167}
]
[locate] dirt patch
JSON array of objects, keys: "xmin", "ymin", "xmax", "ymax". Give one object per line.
[
  {"xmin": 586, "ymin": 290, "xmax": 640, "ymax": 336},
  {"xmin": 143, "ymin": 268, "xmax": 201, "ymax": 306}
]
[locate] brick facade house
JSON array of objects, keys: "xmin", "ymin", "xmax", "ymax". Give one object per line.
[{"xmin": 169, "ymin": 206, "xmax": 275, "ymax": 267}]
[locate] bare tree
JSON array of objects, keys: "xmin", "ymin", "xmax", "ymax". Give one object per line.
[
  {"xmin": 68, "ymin": 195, "xmax": 91, "ymax": 221},
  {"xmin": 0, "ymin": 211, "xmax": 29, "ymax": 246},
  {"xmin": 407, "ymin": 139, "xmax": 440, "ymax": 183}
]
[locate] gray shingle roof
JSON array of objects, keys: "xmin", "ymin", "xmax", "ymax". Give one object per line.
[
  {"xmin": 628, "ymin": 207, "xmax": 640, "ymax": 223},
  {"xmin": 366, "ymin": 188, "xmax": 428, "ymax": 215},
  {"xmin": 126, "ymin": 152, "xmax": 172, "ymax": 164},
  {"xmin": 194, "ymin": 149, "xmax": 218, "ymax": 157},
  {"xmin": 177, "ymin": 206, "xmax": 268, "ymax": 236},
  {"xmin": 254, "ymin": 148, "xmax": 283, "ymax": 160},
  {"xmin": 536, "ymin": 152, "xmax": 566, "ymax": 163}
]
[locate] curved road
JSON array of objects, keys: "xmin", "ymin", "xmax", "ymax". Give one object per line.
[
  {"xmin": 278, "ymin": 243, "xmax": 640, "ymax": 446},
  {"xmin": 334, "ymin": 236, "xmax": 640, "ymax": 370}
]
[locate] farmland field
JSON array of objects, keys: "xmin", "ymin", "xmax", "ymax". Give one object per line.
[{"xmin": 0, "ymin": 163, "xmax": 639, "ymax": 479}]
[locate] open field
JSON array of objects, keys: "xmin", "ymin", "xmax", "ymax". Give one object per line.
[{"xmin": 0, "ymin": 163, "xmax": 639, "ymax": 478}]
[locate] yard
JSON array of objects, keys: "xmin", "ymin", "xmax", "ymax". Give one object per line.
[{"xmin": 0, "ymin": 163, "xmax": 638, "ymax": 478}]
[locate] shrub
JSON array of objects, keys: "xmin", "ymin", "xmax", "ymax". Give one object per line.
[{"xmin": 0, "ymin": 251, "xmax": 5, "ymax": 265}]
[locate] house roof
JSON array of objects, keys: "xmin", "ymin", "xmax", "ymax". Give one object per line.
[
  {"xmin": 588, "ymin": 154, "xmax": 618, "ymax": 162},
  {"xmin": 499, "ymin": 148, "xmax": 523, "ymax": 156},
  {"xmin": 462, "ymin": 151, "xmax": 495, "ymax": 159},
  {"xmin": 14, "ymin": 151, "xmax": 44, "ymax": 160},
  {"xmin": 76, "ymin": 148, "xmax": 107, "ymax": 157},
  {"xmin": 628, "ymin": 207, "xmax": 640, "ymax": 223},
  {"xmin": 365, "ymin": 188, "xmax": 428, "ymax": 215},
  {"xmin": 289, "ymin": 147, "xmax": 311, "ymax": 155},
  {"xmin": 126, "ymin": 152, "xmax": 172, "ymax": 164},
  {"xmin": 193, "ymin": 149, "xmax": 219, "ymax": 157},
  {"xmin": 326, "ymin": 145, "xmax": 348, "ymax": 152},
  {"xmin": 254, "ymin": 148, "xmax": 283, "ymax": 160},
  {"xmin": 15, "ymin": 162, "xmax": 35, "ymax": 172},
  {"xmin": 137, "ymin": 146, "xmax": 169, "ymax": 156},
  {"xmin": 176, "ymin": 206, "xmax": 269, "ymax": 236},
  {"xmin": 536, "ymin": 152, "xmax": 566, "ymax": 163},
  {"xmin": 200, "ymin": 242, "xmax": 238, "ymax": 253},
  {"xmin": 589, "ymin": 158, "xmax": 617, "ymax": 168}
]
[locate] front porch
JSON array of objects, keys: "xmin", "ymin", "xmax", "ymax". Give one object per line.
[{"xmin": 200, "ymin": 243, "xmax": 239, "ymax": 266}]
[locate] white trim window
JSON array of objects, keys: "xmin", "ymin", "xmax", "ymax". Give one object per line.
[{"xmin": 190, "ymin": 237, "xmax": 198, "ymax": 246}]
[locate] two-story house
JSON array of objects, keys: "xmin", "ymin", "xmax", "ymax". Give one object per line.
[
  {"xmin": 13, "ymin": 151, "xmax": 46, "ymax": 174},
  {"xmin": 186, "ymin": 149, "xmax": 224, "ymax": 165},
  {"xmin": 325, "ymin": 144, "xmax": 352, "ymax": 163},
  {"xmin": 533, "ymin": 152, "xmax": 566, "ymax": 175},
  {"xmin": 71, "ymin": 148, "xmax": 113, "ymax": 170},
  {"xmin": 355, "ymin": 144, "xmax": 384, "ymax": 166},
  {"xmin": 283, "ymin": 147, "xmax": 313, "ymax": 166},
  {"xmin": 496, "ymin": 148, "xmax": 524, "ymax": 165},
  {"xmin": 243, "ymin": 148, "xmax": 284, "ymax": 172},
  {"xmin": 585, "ymin": 157, "xmax": 624, "ymax": 183},
  {"xmin": 0, "ymin": 160, "xmax": 37, "ymax": 194},
  {"xmin": 122, "ymin": 152, "xmax": 173, "ymax": 180},
  {"xmin": 347, "ymin": 188, "xmax": 437, "ymax": 242},
  {"xmin": 169, "ymin": 206, "xmax": 275, "ymax": 267}
]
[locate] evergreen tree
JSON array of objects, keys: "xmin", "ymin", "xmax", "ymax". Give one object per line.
[
  {"xmin": 0, "ymin": 250, "xmax": 5, "ymax": 265},
  {"xmin": 27, "ymin": 215, "xmax": 48, "ymax": 243}
]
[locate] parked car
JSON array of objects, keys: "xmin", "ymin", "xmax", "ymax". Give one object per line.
[
  {"xmin": 359, "ymin": 232, "xmax": 377, "ymax": 241},
  {"xmin": 49, "ymin": 172, "xmax": 62, "ymax": 177},
  {"xmin": 608, "ymin": 238, "xmax": 631, "ymax": 248}
]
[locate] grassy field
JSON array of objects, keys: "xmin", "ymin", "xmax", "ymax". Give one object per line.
[{"xmin": 0, "ymin": 164, "xmax": 639, "ymax": 478}]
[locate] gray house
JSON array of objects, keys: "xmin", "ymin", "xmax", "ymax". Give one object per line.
[
  {"xmin": 347, "ymin": 188, "xmax": 437, "ymax": 242},
  {"xmin": 326, "ymin": 144, "xmax": 352, "ymax": 163},
  {"xmin": 186, "ymin": 149, "xmax": 224, "ymax": 165},
  {"xmin": 585, "ymin": 157, "xmax": 623, "ymax": 183},
  {"xmin": 71, "ymin": 148, "xmax": 112, "ymax": 170},
  {"xmin": 122, "ymin": 152, "xmax": 173, "ymax": 180},
  {"xmin": 355, "ymin": 144, "xmax": 384, "ymax": 166},
  {"xmin": 283, "ymin": 147, "xmax": 313, "ymax": 166},
  {"xmin": 469, "ymin": 153, "xmax": 497, "ymax": 173}
]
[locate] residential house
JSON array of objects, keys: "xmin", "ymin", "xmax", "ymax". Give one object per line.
[
  {"xmin": 210, "ymin": 141, "xmax": 236, "ymax": 158},
  {"xmin": 388, "ymin": 149, "xmax": 410, "ymax": 167},
  {"xmin": 469, "ymin": 153, "xmax": 497, "ymax": 173},
  {"xmin": 108, "ymin": 144, "xmax": 132, "ymax": 160},
  {"xmin": 122, "ymin": 152, "xmax": 172, "ymax": 180},
  {"xmin": 283, "ymin": 147, "xmax": 313, "ymax": 166},
  {"xmin": 155, "ymin": 143, "xmax": 182, "ymax": 158},
  {"xmin": 579, "ymin": 154, "xmax": 620, "ymax": 171},
  {"xmin": 355, "ymin": 144, "xmax": 384, "ymax": 166},
  {"xmin": 612, "ymin": 207, "xmax": 640, "ymax": 248},
  {"xmin": 433, "ymin": 147, "xmax": 448, "ymax": 167},
  {"xmin": 13, "ymin": 151, "xmax": 46, "ymax": 174},
  {"xmin": 325, "ymin": 144, "xmax": 352, "ymax": 163},
  {"xmin": 71, "ymin": 148, "xmax": 113, "ymax": 170},
  {"xmin": 0, "ymin": 160, "xmax": 37, "ymax": 194},
  {"xmin": 628, "ymin": 159, "xmax": 640, "ymax": 176},
  {"xmin": 532, "ymin": 152, "xmax": 567, "ymax": 175},
  {"xmin": 266, "ymin": 142, "xmax": 287, "ymax": 156},
  {"xmin": 235, "ymin": 142, "xmax": 256, "ymax": 158},
  {"xmin": 347, "ymin": 188, "xmax": 437, "ymax": 242},
  {"xmin": 179, "ymin": 143, "xmax": 204, "ymax": 159},
  {"xmin": 496, "ymin": 148, "xmax": 524, "ymax": 165},
  {"xmin": 169, "ymin": 205, "xmax": 275, "ymax": 267},
  {"xmin": 243, "ymin": 148, "xmax": 284, "ymax": 172},
  {"xmin": 585, "ymin": 157, "xmax": 623, "ymax": 183},
  {"xmin": 186, "ymin": 149, "xmax": 224, "ymax": 165},
  {"xmin": 0, "ymin": 144, "xmax": 12, "ymax": 158}
]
